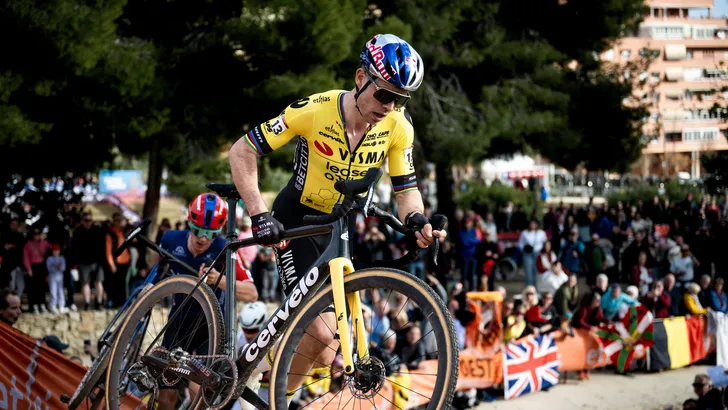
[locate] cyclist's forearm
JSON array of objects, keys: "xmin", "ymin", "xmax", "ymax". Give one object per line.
[
  {"xmin": 230, "ymin": 138, "xmax": 268, "ymax": 215},
  {"xmin": 215, "ymin": 276, "xmax": 258, "ymax": 302},
  {"xmin": 235, "ymin": 281, "xmax": 258, "ymax": 303},
  {"xmin": 394, "ymin": 190, "xmax": 424, "ymax": 222}
]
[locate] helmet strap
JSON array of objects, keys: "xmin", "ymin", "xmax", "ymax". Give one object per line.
[
  {"xmin": 354, "ymin": 80, "xmax": 372, "ymax": 122},
  {"xmin": 354, "ymin": 80, "xmax": 371, "ymax": 101}
]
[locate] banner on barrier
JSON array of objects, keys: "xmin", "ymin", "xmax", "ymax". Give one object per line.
[
  {"xmin": 503, "ymin": 333, "xmax": 559, "ymax": 400},
  {"xmin": 551, "ymin": 328, "xmax": 612, "ymax": 371},
  {"xmin": 0, "ymin": 322, "xmax": 140, "ymax": 410},
  {"xmin": 306, "ymin": 349, "xmax": 503, "ymax": 410},
  {"xmin": 650, "ymin": 316, "xmax": 712, "ymax": 371},
  {"xmin": 465, "ymin": 292, "xmax": 504, "ymax": 355}
]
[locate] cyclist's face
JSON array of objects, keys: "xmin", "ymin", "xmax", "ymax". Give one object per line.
[
  {"xmin": 355, "ymin": 68, "xmax": 409, "ymax": 124},
  {"xmin": 189, "ymin": 231, "xmax": 212, "ymax": 252}
]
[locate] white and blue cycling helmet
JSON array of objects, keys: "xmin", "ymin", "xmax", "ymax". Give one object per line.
[{"xmin": 360, "ymin": 34, "xmax": 424, "ymax": 92}]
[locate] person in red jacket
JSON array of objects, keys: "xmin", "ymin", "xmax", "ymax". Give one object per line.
[
  {"xmin": 571, "ymin": 292, "xmax": 606, "ymax": 380},
  {"xmin": 639, "ymin": 280, "xmax": 671, "ymax": 319}
]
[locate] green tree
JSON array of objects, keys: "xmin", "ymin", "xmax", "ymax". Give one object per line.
[
  {"xmin": 111, "ymin": 0, "xmax": 363, "ymax": 233},
  {"xmin": 0, "ymin": 0, "xmax": 155, "ymax": 179},
  {"xmin": 364, "ymin": 0, "xmax": 649, "ymax": 219}
]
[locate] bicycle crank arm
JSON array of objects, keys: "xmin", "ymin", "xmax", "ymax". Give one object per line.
[{"xmin": 140, "ymin": 354, "xmax": 226, "ymax": 388}]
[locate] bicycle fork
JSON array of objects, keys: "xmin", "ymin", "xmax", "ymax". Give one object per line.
[{"xmin": 328, "ymin": 257, "xmax": 369, "ymax": 375}]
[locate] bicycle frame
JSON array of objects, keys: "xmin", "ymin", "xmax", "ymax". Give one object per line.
[
  {"xmin": 233, "ymin": 213, "xmax": 369, "ymax": 399},
  {"xmin": 119, "ymin": 199, "xmax": 379, "ymax": 409}
]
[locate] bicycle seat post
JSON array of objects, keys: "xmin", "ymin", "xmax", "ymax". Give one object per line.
[{"xmin": 224, "ymin": 194, "xmax": 240, "ymax": 359}]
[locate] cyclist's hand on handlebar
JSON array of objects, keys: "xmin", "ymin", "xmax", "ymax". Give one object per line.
[
  {"xmin": 405, "ymin": 212, "xmax": 447, "ymax": 248},
  {"xmin": 198, "ymin": 263, "xmax": 221, "ymax": 288},
  {"xmin": 251, "ymin": 212, "xmax": 285, "ymax": 245}
]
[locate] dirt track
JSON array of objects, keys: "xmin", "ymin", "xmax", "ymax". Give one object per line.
[{"xmin": 477, "ymin": 365, "xmax": 710, "ymax": 410}]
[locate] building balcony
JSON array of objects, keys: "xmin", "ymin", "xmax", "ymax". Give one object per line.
[
  {"xmin": 643, "ymin": 135, "xmax": 728, "ymax": 153},
  {"xmin": 643, "ymin": 16, "xmax": 727, "ymax": 26},
  {"xmin": 659, "ymin": 117, "xmax": 728, "ymax": 130},
  {"xmin": 646, "ymin": 0, "xmax": 713, "ymax": 8},
  {"xmin": 618, "ymin": 37, "xmax": 728, "ymax": 49}
]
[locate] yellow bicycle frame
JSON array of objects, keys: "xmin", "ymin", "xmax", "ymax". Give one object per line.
[{"xmin": 328, "ymin": 257, "xmax": 369, "ymax": 374}]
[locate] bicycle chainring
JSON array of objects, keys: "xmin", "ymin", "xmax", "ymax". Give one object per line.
[{"xmin": 201, "ymin": 356, "xmax": 238, "ymax": 409}]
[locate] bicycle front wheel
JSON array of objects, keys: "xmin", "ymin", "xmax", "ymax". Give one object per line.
[
  {"xmin": 270, "ymin": 268, "xmax": 458, "ymax": 410},
  {"xmin": 105, "ymin": 275, "xmax": 224, "ymax": 410}
]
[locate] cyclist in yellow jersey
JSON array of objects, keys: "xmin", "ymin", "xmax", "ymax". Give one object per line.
[{"xmin": 229, "ymin": 34, "xmax": 447, "ymax": 397}]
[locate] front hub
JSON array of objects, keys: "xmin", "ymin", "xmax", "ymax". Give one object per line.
[{"xmin": 350, "ymin": 356, "xmax": 386, "ymax": 400}]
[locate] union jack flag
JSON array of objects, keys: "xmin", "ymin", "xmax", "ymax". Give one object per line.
[{"xmin": 503, "ymin": 333, "xmax": 560, "ymax": 400}]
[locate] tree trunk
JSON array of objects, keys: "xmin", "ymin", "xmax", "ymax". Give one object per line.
[
  {"xmin": 435, "ymin": 161, "xmax": 456, "ymax": 221},
  {"xmin": 142, "ymin": 137, "xmax": 164, "ymax": 238}
]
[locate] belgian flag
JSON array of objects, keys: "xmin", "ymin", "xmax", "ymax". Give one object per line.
[{"xmin": 649, "ymin": 316, "xmax": 707, "ymax": 371}]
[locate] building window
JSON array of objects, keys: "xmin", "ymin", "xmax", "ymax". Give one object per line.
[
  {"xmin": 685, "ymin": 128, "xmax": 720, "ymax": 141},
  {"xmin": 653, "ymin": 26, "xmax": 684, "ymax": 39},
  {"xmin": 621, "ymin": 49, "xmax": 631, "ymax": 59},
  {"xmin": 652, "ymin": 92, "xmax": 660, "ymax": 102},
  {"xmin": 666, "ymin": 94, "xmax": 681, "ymax": 102},
  {"xmin": 704, "ymin": 49, "xmax": 714, "ymax": 58},
  {"xmin": 683, "ymin": 67, "xmax": 703, "ymax": 81},
  {"xmin": 665, "ymin": 132, "xmax": 682, "ymax": 142},
  {"xmin": 651, "ymin": 72, "xmax": 660, "ymax": 82},
  {"xmin": 694, "ymin": 28, "xmax": 715, "ymax": 39},
  {"xmin": 686, "ymin": 50, "xmax": 693, "ymax": 59},
  {"xmin": 704, "ymin": 130, "xmax": 718, "ymax": 140},
  {"xmin": 603, "ymin": 49, "xmax": 615, "ymax": 61}
]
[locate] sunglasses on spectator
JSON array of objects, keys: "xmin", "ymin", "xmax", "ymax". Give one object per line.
[
  {"xmin": 364, "ymin": 70, "xmax": 410, "ymax": 108},
  {"xmin": 526, "ymin": 292, "xmax": 534, "ymax": 296},
  {"xmin": 190, "ymin": 223, "xmax": 221, "ymax": 239},
  {"xmin": 693, "ymin": 382, "xmax": 706, "ymax": 387}
]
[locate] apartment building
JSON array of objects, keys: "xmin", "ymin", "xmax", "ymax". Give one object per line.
[{"xmin": 606, "ymin": 0, "xmax": 728, "ymax": 178}]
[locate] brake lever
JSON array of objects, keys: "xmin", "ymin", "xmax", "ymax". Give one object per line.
[
  {"xmin": 432, "ymin": 238, "xmax": 440, "ymax": 266},
  {"xmin": 428, "ymin": 215, "xmax": 448, "ymax": 267}
]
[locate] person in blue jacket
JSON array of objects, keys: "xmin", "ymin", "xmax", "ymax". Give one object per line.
[{"xmin": 601, "ymin": 283, "xmax": 637, "ymax": 320}]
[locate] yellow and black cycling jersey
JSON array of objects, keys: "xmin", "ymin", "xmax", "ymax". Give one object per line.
[{"xmin": 243, "ymin": 90, "xmax": 418, "ymax": 213}]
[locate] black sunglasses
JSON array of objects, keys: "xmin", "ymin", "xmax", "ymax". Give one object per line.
[{"xmin": 364, "ymin": 70, "xmax": 410, "ymax": 108}]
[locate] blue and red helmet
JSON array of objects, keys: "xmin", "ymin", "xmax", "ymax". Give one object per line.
[
  {"xmin": 360, "ymin": 34, "xmax": 424, "ymax": 92},
  {"xmin": 188, "ymin": 193, "xmax": 228, "ymax": 231}
]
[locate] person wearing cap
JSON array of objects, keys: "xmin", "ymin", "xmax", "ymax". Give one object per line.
[
  {"xmin": 600, "ymin": 283, "xmax": 637, "ymax": 321},
  {"xmin": 42, "ymin": 334, "xmax": 69, "ymax": 354},
  {"xmin": 46, "ymin": 244, "xmax": 67, "ymax": 313}
]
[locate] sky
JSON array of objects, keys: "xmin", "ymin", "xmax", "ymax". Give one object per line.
[
  {"xmin": 715, "ymin": 0, "xmax": 728, "ymax": 17},
  {"xmin": 691, "ymin": 0, "xmax": 728, "ymax": 17}
]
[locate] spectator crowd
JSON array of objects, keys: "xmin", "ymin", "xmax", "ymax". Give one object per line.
[{"xmin": 4, "ymin": 172, "xmax": 728, "ymax": 408}]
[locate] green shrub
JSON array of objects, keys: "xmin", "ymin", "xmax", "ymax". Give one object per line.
[
  {"xmin": 457, "ymin": 183, "xmax": 536, "ymax": 214},
  {"xmin": 605, "ymin": 184, "xmax": 657, "ymax": 208},
  {"xmin": 260, "ymin": 162, "xmax": 292, "ymax": 193},
  {"xmin": 606, "ymin": 180, "xmax": 703, "ymax": 208}
]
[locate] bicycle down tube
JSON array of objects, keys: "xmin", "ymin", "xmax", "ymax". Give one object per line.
[{"xmin": 232, "ymin": 217, "xmax": 350, "ymax": 389}]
